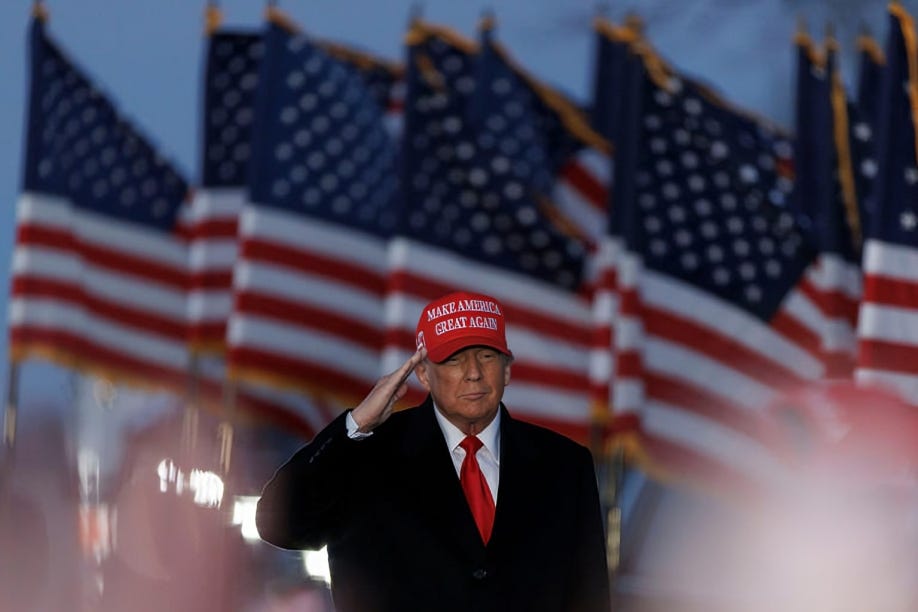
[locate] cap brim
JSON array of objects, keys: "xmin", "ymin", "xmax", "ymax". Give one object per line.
[{"xmin": 426, "ymin": 335, "xmax": 513, "ymax": 363}]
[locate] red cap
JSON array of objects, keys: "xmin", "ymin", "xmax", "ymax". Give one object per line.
[{"xmin": 415, "ymin": 291, "xmax": 513, "ymax": 363}]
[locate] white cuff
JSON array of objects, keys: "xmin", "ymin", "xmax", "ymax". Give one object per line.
[{"xmin": 345, "ymin": 411, "xmax": 373, "ymax": 440}]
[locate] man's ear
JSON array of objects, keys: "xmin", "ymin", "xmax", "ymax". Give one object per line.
[{"xmin": 415, "ymin": 363, "xmax": 431, "ymax": 391}]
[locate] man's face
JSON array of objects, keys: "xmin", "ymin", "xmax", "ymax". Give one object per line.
[{"xmin": 416, "ymin": 345, "xmax": 511, "ymax": 435}]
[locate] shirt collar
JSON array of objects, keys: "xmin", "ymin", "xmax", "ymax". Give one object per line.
[{"xmin": 432, "ymin": 402, "xmax": 501, "ymax": 459}]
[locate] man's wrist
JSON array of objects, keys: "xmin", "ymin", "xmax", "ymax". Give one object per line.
[{"xmin": 346, "ymin": 410, "xmax": 373, "ymax": 440}]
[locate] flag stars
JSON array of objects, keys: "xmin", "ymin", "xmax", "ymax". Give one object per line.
[
  {"xmin": 738, "ymin": 262, "xmax": 756, "ymax": 281},
  {"xmin": 280, "ymin": 107, "xmax": 298, "ymax": 124},
  {"xmin": 905, "ymin": 167, "xmax": 918, "ymax": 185},
  {"xmin": 654, "ymin": 89, "xmax": 673, "ymax": 106},
  {"xmin": 649, "ymin": 239, "xmax": 667, "ymax": 256},
  {"xmin": 764, "ymin": 260, "xmax": 782, "ymax": 277},
  {"xmin": 853, "ymin": 122, "xmax": 872, "ymax": 141},
  {"xmin": 688, "ymin": 174, "xmax": 706, "ymax": 192},
  {"xmin": 681, "ymin": 252, "xmax": 699, "ymax": 270},
  {"xmin": 733, "ymin": 239, "xmax": 750, "ymax": 256},
  {"xmin": 712, "ymin": 267, "xmax": 730, "ymax": 285},
  {"xmin": 667, "ymin": 204, "xmax": 686, "ymax": 223},
  {"xmin": 744, "ymin": 285, "xmax": 763, "ymax": 303},
  {"xmin": 694, "ymin": 198, "xmax": 712, "ymax": 216},
  {"xmin": 739, "ymin": 164, "xmax": 759, "ymax": 183},
  {"xmin": 900, "ymin": 210, "xmax": 918, "ymax": 231}
]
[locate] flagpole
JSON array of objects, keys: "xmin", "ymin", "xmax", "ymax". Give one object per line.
[
  {"xmin": 2, "ymin": 363, "xmax": 18, "ymax": 456},
  {"xmin": 205, "ymin": 0, "xmax": 221, "ymax": 34},
  {"xmin": 218, "ymin": 379, "xmax": 236, "ymax": 477},
  {"xmin": 605, "ymin": 445, "xmax": 624, "ymax": 576},
  {"xmin": 182, "ymin": 355, "xmax": 201, "ymax": 457},
  {"xmin": 1, "ymin": 363, "xmax": 19, "ymax": 500}
]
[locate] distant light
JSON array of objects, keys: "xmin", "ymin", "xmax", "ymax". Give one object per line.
[
  {"xmin": 232, "ymin": 496, "xmax": 262, "ymax": 542},
  {"xmin": 303, "ymin": 546, "xmax": 331, "ymax": 584},
  {"xmin": 156, "ymin": 458, "xmax": 224, "ymax": 508}
]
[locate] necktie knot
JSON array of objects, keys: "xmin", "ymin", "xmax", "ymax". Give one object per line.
[{"xmin": 460, "ymin": 435, "xmax": 483, "ymax": 455}]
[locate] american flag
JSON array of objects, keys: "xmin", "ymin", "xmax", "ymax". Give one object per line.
[
  {"xmin": 471, "ymin": 19, "xmax": 609, "ymax": 250},
  {"xmin": 850, "ymin": 28, "xmax": 885, "ymax": 239},
  {"xmin": 188, "ymin": 13, "xmax": 404, "ymax": 356},
  {"xmin": 588, "ymin": 16, "xmax": 643, "ymax": 434},
  {"xmin": 316, "ymin": 37, "xmax": 404, "ymax": 136},
  {"xmin": 187, "ymin": 25, "xmax": 263, "ymax": 353},
  {"xmin": 226, "ymin": 11, "xmax": 400, "ymax": 412},
  {"xmin": 385, "ymin": 20, "xmax": 598, "ymax": 443},
  {"xmin": 476, "ymin": 34, "xmax": 615, "ymax": 253},
  {"xmin": 790, "ymin": 30, "xmax": 862, "ymax": 378},
  {"xmin": 10, "ymin": 14, "xmax": 191, "ymax": 389},
  {"xmin": 590, "ymin": 15, "xmax": 642, "ymax": 145},
  {"xmin": 855, "ymin": 4, "xmax": 918, "ymax": 405},
  {"xmin": 608, "ymin": 39, "xmax": 826, "ymax": 487},
  {"xmin": 188, "ymin": 20, "xmax": 328, "ymax": 437}
]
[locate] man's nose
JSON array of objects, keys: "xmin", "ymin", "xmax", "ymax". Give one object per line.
[{"xmin": 464, "ymin": 359, "xmax": 483, "ymax": 380}]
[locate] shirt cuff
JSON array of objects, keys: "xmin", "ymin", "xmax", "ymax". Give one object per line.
[{"xmin": 345, "ymin": 410, "xmax": 373, "ymax": 440}]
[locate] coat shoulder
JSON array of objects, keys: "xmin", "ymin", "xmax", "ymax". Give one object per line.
[{"xmin": 509, "ymin": 417, "xmax": 593, "ymax": 461}]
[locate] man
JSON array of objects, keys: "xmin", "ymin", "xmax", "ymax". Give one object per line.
[{"xmin": 256, "ymin": 291, "xmax": 611, "ymax": 612}]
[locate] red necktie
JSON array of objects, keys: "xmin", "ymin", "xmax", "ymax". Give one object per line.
[{"xmin": 459, "ymin": 435, "xmax": 495, "ymax": 544}]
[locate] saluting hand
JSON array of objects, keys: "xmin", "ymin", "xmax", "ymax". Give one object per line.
[{"xmin": 350, "ymin": 347, "xmax": 426, "ymax": 433}]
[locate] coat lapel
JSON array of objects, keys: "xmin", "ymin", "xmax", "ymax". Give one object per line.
[
  {"xmin": 397, "ymin": 400, "xmax": 487, "ymax": 562},
  {"xmin": 489, "ymin": 406, "xmax": 539, "ymax": 552}
]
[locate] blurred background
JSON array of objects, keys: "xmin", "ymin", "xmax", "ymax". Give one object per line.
[{"xmin": 3, "ymin": 0, "xmax": 918, "ymax": 610}]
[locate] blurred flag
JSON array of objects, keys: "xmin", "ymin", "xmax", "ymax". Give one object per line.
[
  {"xmin": 10, "ymin": 12, "xmax": 191, "ymax": 389},
  {"xmin": 588, "ymin": 16, "xmax": 644, "ymax": 440},
  {"xmin": 609, "ymin": 38, "xmax": 824, "ymax": 487},
  {"xmin": 226, "ymin": 9, "xmax": 399, "ymax": 413},
  {"xmin": 790, "ymin": 28, "xmax": 862, "ymax": 378},
  {"xmin": 187, "ymin": 14, "xmax": 323, "ymax": 437},
  {"xmin": 316, "ymin": 38, "xmax": 404, "ymax": 136},
  {"xmin": 385, "ymin": 20, "xmax": 596, "ymax": 442},
  {"xmin": 470, "ymin": 17, "xmax": 610, "ymax": 250},
  {"xmin": 188, "ymin": 9, "xmax": 405, "ymax": 437},
  {"xmin": 855, "ymin": 4, "xmax": 918, "ymax": 405},
  {"xmin": 189, "ymin": 12, "xmax": 404, "ymax": 357},
  {"xmin": 590, "ymin": 14, "xmax": 642, "ymax": 145},
  {"xmin": 188, "ymin": 20, "xmax": 263, "ymax": 354},
  {"xmin": 850, "ymin": 28, "xmax": 885, "ymax": 239}
]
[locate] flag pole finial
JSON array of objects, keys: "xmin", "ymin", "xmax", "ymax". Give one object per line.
[
  {"xmin": 205, "ymin": 1, "xmax": 222, "ymax": 35},
  {"xmin": 408, "ymin": 2, "xmax": 424, "ymax": 26},
  {"xmin": 624, "ymin": 11, "xmax": 643, "ymax": 34},
  {"xmin": 595, "ymin": 1, "xmax": 610, "ymax": 19},
  {"xmin": 479, "ymin": 7, "xmax": 496, "ymax": 33},
  {"xmin": 32, "ymin": 0, "xmax": 49, "ymax": 21},
  {"xmin": 796, "ymin": 15, "xmax": 808, "ymax": 36}
]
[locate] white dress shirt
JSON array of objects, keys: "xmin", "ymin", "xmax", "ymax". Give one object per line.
[
  {"xmin": 431, "ymin": 404, "xmax": 500, "ymax": 503},
  {"xmin": 346, "ymin": 406, "xmax": 501, "ymax": 502}
]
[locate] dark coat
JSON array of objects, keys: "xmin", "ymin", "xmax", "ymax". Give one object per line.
[{"xmin": 255, "ymin": 398, "xmax": 611, "ymax": 612}]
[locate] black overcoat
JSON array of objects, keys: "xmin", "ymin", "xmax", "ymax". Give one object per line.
[{"xmin": 256, "ymin": 397, "xmax": 611, "ymax": 612}]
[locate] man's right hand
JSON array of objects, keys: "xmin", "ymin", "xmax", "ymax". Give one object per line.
[{"xmin": 350, "ymin": 347, "xmax": 427, "ymax": 433}]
